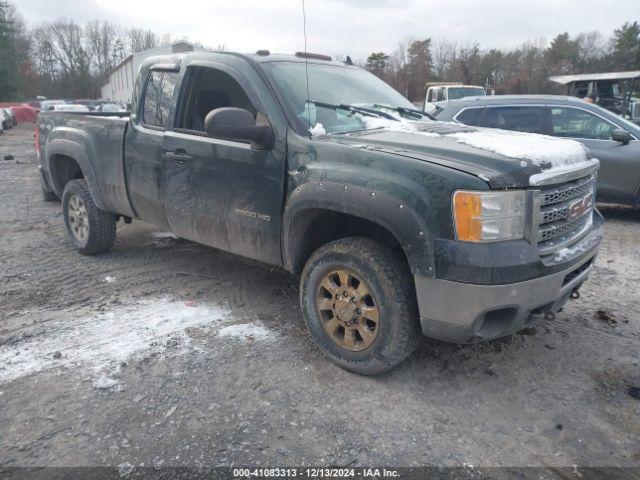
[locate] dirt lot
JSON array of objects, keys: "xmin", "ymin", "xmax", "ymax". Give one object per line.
[{"xmin": 1, "ymin": 123, "xmax": 639, "ymax": 473}]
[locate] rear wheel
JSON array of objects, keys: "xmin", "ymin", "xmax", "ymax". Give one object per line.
[
  {"xmin": 300, "ymin": 237, "xmax": 420, "ymax": 375},
  {"xmin": 62, "ymin": 179, "xmax": 116, "ymax": 255}
]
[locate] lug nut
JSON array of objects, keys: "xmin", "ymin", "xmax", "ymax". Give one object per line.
[{"xmin": 350, "ymin": 297, "xmax": 357, "ymax": 304}]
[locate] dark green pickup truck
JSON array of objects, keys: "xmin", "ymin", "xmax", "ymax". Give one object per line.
[{"xmin": 36, "ymin": 51, "xmax": 603, "ymax": 374}]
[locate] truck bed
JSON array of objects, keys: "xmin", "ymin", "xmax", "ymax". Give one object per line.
[{"xmin": 38, "ymin": 111, "xmax": 134, "ymax": 217}]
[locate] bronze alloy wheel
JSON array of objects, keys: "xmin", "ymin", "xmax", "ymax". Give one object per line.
[
  {"xmin": 67, "ymin": 194, "xmax": 89, "ymax": 242},
  {"xmin": 316, "ymin": 268, "xmax": 380, "ymax": 351}
]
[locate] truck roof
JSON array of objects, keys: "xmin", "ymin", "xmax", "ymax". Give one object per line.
[
  {"xmin": 425, "ymin": 83, "xmax": 484, "ymax": 88},
  {"xmin": 142, "ymin": 50, "xmax": 355, "ymax": 70},
  {"xmin": 439, "ymin": 94, "xmax": 584, "ymax": 105}
]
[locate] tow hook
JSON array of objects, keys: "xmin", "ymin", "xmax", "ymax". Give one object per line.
[{"xmin": 570, "ymin": 289, "xmax": 580, "ymax": 300}]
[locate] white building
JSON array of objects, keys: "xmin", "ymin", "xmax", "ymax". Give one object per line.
[{"xmin": 100, "ymin": 41, "xmax": 195, "ymax": 103}]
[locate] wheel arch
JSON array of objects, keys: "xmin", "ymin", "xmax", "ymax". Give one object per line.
[
  {"xmin": 45, "ymin": 139, "xmax": 106, "ymax": 211},
  {"xmin": 283, "ymin": 182, "xmax": 435, "ymax": 277}
]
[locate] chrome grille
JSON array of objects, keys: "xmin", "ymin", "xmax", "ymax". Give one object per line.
[
  {"xmin": 540, "ymin": 176, "xmax": 595, "ymax": 206},
  {"xmin": 539, "ymin": 215, "xmax": 591, "ymax": 242},
  {"xmin": 534, "ymin": 174, "xmax": 595, "ymax": 254}
]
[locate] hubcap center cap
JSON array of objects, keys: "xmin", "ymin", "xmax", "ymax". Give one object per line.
[{"xmin": 335, "ymin": 299, "xmax": 355, "ymax": 322}]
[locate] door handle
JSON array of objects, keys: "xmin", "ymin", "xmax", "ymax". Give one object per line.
[{"xmin": 164, "ymin": 150, "xmax": 193, "ymax": 166}]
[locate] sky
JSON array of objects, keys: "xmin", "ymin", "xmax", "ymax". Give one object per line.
[{"xmin": 12, "ymin": 0, "xmax": 639, "ymax": 60}]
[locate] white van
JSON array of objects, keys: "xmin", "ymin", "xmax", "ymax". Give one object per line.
[{"xmin": 424, "ymin": 83, "xmax": 486, "ymax": 113}]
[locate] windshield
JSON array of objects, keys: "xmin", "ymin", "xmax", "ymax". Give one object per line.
[
  {"xmin": 448, "ymin": 87, "xmax": 485, "ymax": 100},
  {"xmin": 262, "ymin": 62, "xmax": 416, "ymax": 134}
]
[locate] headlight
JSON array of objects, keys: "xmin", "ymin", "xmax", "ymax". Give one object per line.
[{"xmin": 453, "ymin": 190, "xmax": 525, "ymax": 242}]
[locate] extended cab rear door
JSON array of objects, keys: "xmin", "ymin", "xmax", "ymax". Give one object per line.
[
  {"xmin": 162, "ymin": 59, "xmax": 287, "ymax": 266},
  {"xmin": 125, "ymin": 67, "xmax": 180, "ymax": 230}
]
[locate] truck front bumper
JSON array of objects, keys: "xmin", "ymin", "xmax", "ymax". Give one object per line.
[{"xmin": 416, "ymin": 212, "xmax": 603, "ymax": 343}]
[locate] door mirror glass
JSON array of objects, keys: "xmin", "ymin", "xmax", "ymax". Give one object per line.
[
  {"xmin": 204, "ymin": 107, "xmax": 271, "ymax": 149},
  {"xmin": 611, "ymin": 128, "xmax": 631, "ymax": 144}
]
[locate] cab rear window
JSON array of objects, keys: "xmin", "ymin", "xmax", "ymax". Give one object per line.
[{"xmin": 142, "ymin": 71, "xmax": 179, "ymax": 128}]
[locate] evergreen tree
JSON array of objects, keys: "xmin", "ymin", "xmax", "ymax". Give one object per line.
[
  {"xmin": 0, "ymin": 1, "xmax": 21, "ymax": 100},
  {"xmin": 365, "ymin": 52, "xmax": 390, "ymax": 78},
  {"xmin": 611, "ymin": 21, "xmax": 640, "ymax": 70}
]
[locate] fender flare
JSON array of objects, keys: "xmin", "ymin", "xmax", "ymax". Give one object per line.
[
  {"xmin": 45, "ymin": 138, "xmax": 107, "ymax": 211},
  {"xmin": 283, "ymin": 181, "xmax": 435, "ymax": 277}
]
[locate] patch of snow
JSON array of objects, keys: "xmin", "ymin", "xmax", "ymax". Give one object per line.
[
  {"xmin": 529, "ymin": 158, "xmax": 599, "ymax": 186},
  {"xmin": 93, "ymin": 374, "xmax": 119, "ymax": 390},
  {"xmin": 553, "ymin": 248, "xmax": 574, "ymax": 262},
  {"xmin": 104, "ymin": 276, "xmax": 116, "ymax": 283},
  {"xmin": 360, "ymin": 116, "xmax": 441, "ymax": 137},
  {"xmin": 118, "ymin": 462, "xmax": 134, "ymax": 477},
  {"xmin": 309, "ymin": 123, "xmax": 326, "ymax": 137},
  {"xmin": 478, "ymin": 173, "xmax": 490, "ymax": 183},
  {"xmin": 151, "ymin": 232, "xmax": 177, "ymax": 239},
  {"xmin": 217, "ymin": 322, "xmax": 273, "ymax": 342},
  {"xmin": 551, "ymin": 218, "xmax": 594, "ymax": 262},
  {"xmin": 445, "ymin": 129, "xmax": 590, "ymax": 170},
  {"xmin": 165, "ymin": 405, "xmax": 177, "ymax": 418},
  {"xmin": 0, "ymin": 298, "xmax": 229, "ymax": 385}
]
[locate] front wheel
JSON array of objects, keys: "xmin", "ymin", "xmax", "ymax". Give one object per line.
[
  {"xmin": 300, "ymin": 237, "xmax": 421, "ymax": 375},
  {"xmin": 62, "ymin": 179, "xmax": 116, "ymax": 255}
]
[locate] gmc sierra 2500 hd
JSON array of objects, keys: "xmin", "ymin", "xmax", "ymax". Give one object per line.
[{"xmin": 36, "ymin": 51, "xmax": 603, "ymax": 374}]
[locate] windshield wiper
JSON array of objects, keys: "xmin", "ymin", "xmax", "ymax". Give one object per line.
[
  {"xmin": 372, "ymin": 104, "xmax": 436, "ymax": 120},
  {"xmin": 307, "ymin": 101, "xmax": 398, "ymax": 120}
]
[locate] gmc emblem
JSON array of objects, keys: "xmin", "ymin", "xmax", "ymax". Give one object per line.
[{"xmin": 567, "ymin": 194, "xmax": 593, "ymax": 221}]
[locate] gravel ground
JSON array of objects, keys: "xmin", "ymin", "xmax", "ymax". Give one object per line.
[{"xmin": 0, "ymin": 124, "xmax": 639, "ymax": 472}]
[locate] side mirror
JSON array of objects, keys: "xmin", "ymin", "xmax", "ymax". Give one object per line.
[
  {"xmin": 204, "ymin": 107, "xmax": 271, "ymax": 149},
  {"xmin": 612, "ymin": 128, "xmax": 631, "ymax": 144}
]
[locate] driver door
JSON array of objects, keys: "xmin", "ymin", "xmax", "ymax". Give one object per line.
[{"xmin": 162, "ymin": 64, "xmax": 286, "ymax": 265}]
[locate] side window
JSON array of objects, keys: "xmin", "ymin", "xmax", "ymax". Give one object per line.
[
  {"xmin": 484, "ymin": 106, "xmax": 545, "ymax": 134},
  {"xmin": 550, "ymin": 107, "xmax": 616, "ymax": 140},
  {"xmin": 142, "ymin": 70, "xmax": 179, "ymax": 128},
  {"xmin": 455, "ymin": 107, "xmax": 484, "ymax": 126},
  {"xmin": 436, "ymin": 88, "xmax": 446, "ymax": 102},
  {"xmin": 176, "ymin": 66, "xmax": 257, "ymax": 134},
  {"xmin": 427, "ymin": 89, "xmax": 433, "ymax": 102}
]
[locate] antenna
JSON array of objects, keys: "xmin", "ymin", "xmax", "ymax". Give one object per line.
[{"xmin": 302, "ymin": 0, "xmax": 311, "ymax": 136}]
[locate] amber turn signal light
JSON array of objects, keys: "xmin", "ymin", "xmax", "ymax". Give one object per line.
[{"xmin": 453, "ymin": 191, "xmax": 483, "ymax": 242}]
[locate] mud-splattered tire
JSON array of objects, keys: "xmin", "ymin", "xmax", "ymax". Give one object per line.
[
  {"xmin": 62, "ymin": 179, "xmax": 116, "ymax": 255},
  {"xmin": 300, "ymin": 237, "xmax": 421, "ymax": 375}
]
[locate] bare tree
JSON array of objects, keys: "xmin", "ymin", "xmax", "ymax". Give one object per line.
[
  {"xmin": 127, "ymin": 28, "xmax": 170, "ymax": 53},
  {"xmin": 85, "ymin": 20, "xmax": 119, "ymax": 76}
]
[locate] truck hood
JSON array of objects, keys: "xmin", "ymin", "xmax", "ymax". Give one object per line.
[{"xmin": 330, "ymin": 120, "xmax": 594, "ymax": 188}]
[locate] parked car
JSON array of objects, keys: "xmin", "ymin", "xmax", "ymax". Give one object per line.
[
  {"xmin": 8, "ymin": 107, "xmax": 17, "ymax": 125},
  {"xmin": 36, "ymin": 52, "xmax": 602, "ymax": 374},
  {"xmin": 73, "ymin": 99, "xmax": 101, "ymax": 111},
  {"xmin": 424, "ymin": 83, "xmax": 486, "ymax": 114},
  {"xmin": 95, "ymin": 103, "xmax": 126, "ymax": 113},
  {"xmin": 40, "ymin": 100, "xmax": 67, "ymax": 111},
  {"xmin": 435, "ymin": 95, "xmax": 640, "ymax": 209},
  {"xmin": 1, "ymin": 108, "xmax": 14, "ymax": 130},
  {"xmin": 52, "ymin": 104, "xmax": 91, "ymax": 112}
]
